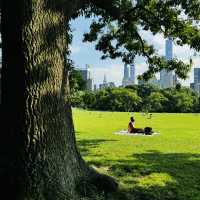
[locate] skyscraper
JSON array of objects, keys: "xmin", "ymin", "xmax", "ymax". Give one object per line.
[
  {"xmin": 122, "ymin": 63, "xmax": 130, "ymax": 87},
  {"xmin": 129, "ymin": 63, "xmax": 136, "ymax": 84},
  {"xmin": 192, "ymin": 68, "xmax": 200, "ymax": 94},
  {"xmin": 103, "ymin": 74, "xmax": 107, "ymax": 84},
  {"xmin": 79, "ymin": 64, "xmax": 90, "ymax": 81},
  {"xmin": 79, "ymin": 64, "xmax": 93, "ymax": 90},
  {"xmin": 99, "ymin": 75, "xmax": 116, "ymax": 90},
  {"xmin": 194, "ymin": 68, "xmax": 200, "ymax": 84},
  {"xmin": 165, "ymin": 38, "xmax": 173, "ymax": 61},
  {"xmin": 124, "ymin": 64, "xmax": 129, "ymax": 80},
  {"xmin": 160, "ymin": 38, "xmax": 174, "ymax": 88},
  {"xmin": 122, "ymin": 62, "xmax": 136, "ymax": 86}
]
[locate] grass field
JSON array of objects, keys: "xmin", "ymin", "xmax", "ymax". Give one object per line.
[{"xmin": 73, "ymin": 108, "xmax": 200, "ymax": 200}]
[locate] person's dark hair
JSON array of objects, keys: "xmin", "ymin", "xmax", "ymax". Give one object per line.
[{"xmin": 130, "ymin": 117, "xmax": 134, "ymax": 122}]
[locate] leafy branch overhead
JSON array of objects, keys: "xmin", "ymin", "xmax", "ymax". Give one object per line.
[{"xmin": 79, "ymin": 0, "xmax": 200, "ymax": 80}]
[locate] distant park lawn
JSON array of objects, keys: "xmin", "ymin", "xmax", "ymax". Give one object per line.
[{"xmin": 73, "ymin": 108, "xmax": 200, "ymax": 200}]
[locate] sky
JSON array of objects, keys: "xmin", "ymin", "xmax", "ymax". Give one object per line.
[
  {"xmin": 0, "ymin": 17, "xmax": 199, "ymax": 87},
  {"xmin": 69, "ymin": 17, "xmax": 200, "ymax": 87}
]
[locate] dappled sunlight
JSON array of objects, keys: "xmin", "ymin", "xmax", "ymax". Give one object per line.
[
  {"xmin": 73, "ymin": 109, "xmax": 200, "ymax": 200},
  {"xmin": 135, "ymin": 172, "xmax": 176, "ymax": 188}
]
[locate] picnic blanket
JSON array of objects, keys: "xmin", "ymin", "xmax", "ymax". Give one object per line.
[{"xmin": 114, "ymin": 130, "xmax": 159, "ymax": 136}]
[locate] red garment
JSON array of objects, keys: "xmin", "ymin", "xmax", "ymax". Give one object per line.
[
  {"xmin": 128, "ymin": 122, "xmax": 144, "ymax": 134},
  {"xmin": 128, "ymin": 122, "xmax": 135, "ymax": 133}
]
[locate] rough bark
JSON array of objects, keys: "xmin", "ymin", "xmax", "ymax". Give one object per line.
[
  {"xmin": 1, "ymin": 0, "xmax": 89, "ymax": 199},
  {"xmin": 1, "ymin": 0, "xmax": 118, "ymax": 199}
]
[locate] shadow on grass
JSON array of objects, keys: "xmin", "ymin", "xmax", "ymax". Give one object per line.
[
  {"xmin": 113, "ymin": 152, "xmax": 200, "ymax": 200},
  {"xmin": 76, "ymin": 137, "xmax": 118, "ymax": 157},
  {"xmin": 77, "ymin": 137, "xmax": 200, "ymax": 200}
]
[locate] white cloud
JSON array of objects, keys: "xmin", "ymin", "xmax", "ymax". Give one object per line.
[
  {"xmin": 140, "ymin": 30, "xmax": 165, "ymax": 54},
  {"xmin": 70, "ymin": 17, "xmax": 200, "ymax": 87},
  {"xmin": 150, "ymin": 34, "xmax": 165, "ymax": 48},
  {"xmin": 173, "ymin": 45, "xmax": 193, "ymax": 59},
  {"xmin": 69, "ymin": 45, "xmax": 81, "ymax": 54},
  {"xmin": 90, "ymin": 42, "xmax": 199, "ymax": 86},
  {"xmin": 91, "ymin": 64, "xmax": 123, "ymax": 86},
  {"xmin": 135, "ymin": 62, "xmax": 148, "ymax": 76},
  {"xmin": 176, "ymin": 56, "xmax": 200, "ymax": 86},
  {"xmin": 91, "ymin": 62, "xmax": 151, "ymax": 86},
  {"xmin": 192, "ymin": 57, "xmax": 200, "ymax": 68}
]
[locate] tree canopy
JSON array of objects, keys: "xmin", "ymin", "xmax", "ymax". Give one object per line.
[
  {"xmin": 74, "ymin": 0, "xmax": 200, "ymax": 80},
  {"xmin": 72, "ymin": 85, "xmax": 200, "ymax": 113},
  {"xmin": 1, "ymin": 0, "xmax": 200, "ymax": 199}
]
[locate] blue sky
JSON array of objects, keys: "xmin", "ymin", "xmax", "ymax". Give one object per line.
[{"xmin": 70, "ymin": 17, "xmax": 200, "ymax": 87}]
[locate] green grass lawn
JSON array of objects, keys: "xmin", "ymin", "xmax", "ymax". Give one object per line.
[{"xmin": 73, "ymin": 108, "xmax": 200, "ymax": 200}]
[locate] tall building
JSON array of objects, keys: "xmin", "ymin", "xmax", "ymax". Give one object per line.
[
  {"xmin": 94, "ymin": 84, "xmax": 97, "ymax": 91},
  {"xmin": 103, "ymin": 74, "xmax": 107, "ymax": 84},
  {"xmin": 194, "ymin": 84, "xmax": 200, "ymax": 94},
  {"xmin": 122, "ymin": 63, "xmax": 136, "ymax": 87},
  {"xmin": 122, "ymin": 64, "xmax": 130, "ymax": 87},
  {"xmin": 173, "ymin": 74, "xmax": 178, "ymax": 86},
  {"xmin": 191, "ymin": 68, "xmax": 200, "ymax": 94},
  {"xmin": 160, "ymin": 38, "xmax": 174, "ymax": 88},
  {"xmin": 99, "ymin": 75, "xmax": 116, "ymax": 89},
  {"xmin": 138, "ymin": 75, "xmax": 160, "ymax": 87},
  {"xmin": 190, "ymin": 83, "xmax": 195, "ymax": 90},
  {"xmin": 79, "ymin": 66, "xmax": 89, "ymax": 81},
  {"xmin": 165, "ymin": 38, "xmax": 173, "ymax": 60},
  {"xmin": 86, "ymin": 79, "xmax": 93, "ymax": 91},
  {"xmin": 124, "ymin": 64, "xmax": 129, "ymax": 80},
  {"xmin": 194, "ymin": 68, "xmax": 200, "ymax": 84},
  {"xmin": 129, "ymin": 63, "xmax": 136, "ymax": 84},
  {"xmin": 79, "ymin": 64, "xmax": 93, "ymax": 90}
]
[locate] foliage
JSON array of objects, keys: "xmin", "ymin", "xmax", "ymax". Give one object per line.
[
  {"xmin": 82, "ymin": 91, "xmax": 97, "ymax": 109},
  {"xmin": 71, "ymin": 91, "xmax": 86, "ymax": 107},
  {"xmin": 162, "ymin": 87, "xmax": 199, "ymax": 113},
  {"xmin": 79, "ymin": 0, "xmax": 200, "ymax": 81},
  {"xmin": 69, "ymin": 68, "xmax": 87, "ymax": 93},
  {"xmin": 73, "ymin": 109, "xmax": 200, "ymax": 200},
  {"xmin": 194, "ymin": 98, "xmax": 199, "ymax": 112},
  {"xmin": 146, "ymin": 92, "xmax": 168, "ymax": 112},
  {"xmin": 110, "ymin": 88, "xmax": 141, "ymax": 112},
  {"xmin": 93, "ymin": 88, "xmax": 141, "ymax": 112},
  {"xmin": 2, "ymin": 0, "xmax": 200, "ymax": 199},
  {"xmin": 72, "ymin": 85, "xmax": 200, "ymax": 113},
  {"xmin": 74, "ymin": 88, "xmax": 142, "ymax": 112}
]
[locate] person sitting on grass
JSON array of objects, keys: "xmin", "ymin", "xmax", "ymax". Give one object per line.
[
  {"xmin": 128, "ymin": 117, "xmax": 149, "ymax": 134},
  {"xmin": 128, "ymin": 117, "xmax": 135, "ymax": 133}
]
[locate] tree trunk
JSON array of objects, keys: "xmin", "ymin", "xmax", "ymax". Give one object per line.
[
  {"xmin": 1, "ymin": 1, "xmax": 118, "ymax": 199},
  {"xmin": 1, "ymin": 0, "xmax": 92, "ymax": 199}
]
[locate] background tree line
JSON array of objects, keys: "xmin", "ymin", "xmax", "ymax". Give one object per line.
[
  {"xmin": 71, "ymin": 83, "xmax": 200, "ymax": 113},
  {"xmin": 2, "ymin": 0, "xmax": 200, "ymax": 199}
]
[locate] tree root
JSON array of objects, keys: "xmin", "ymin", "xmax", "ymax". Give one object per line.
[{"xmin": 76, "ymin": 168, "xmax": 118, "ymax": 198}]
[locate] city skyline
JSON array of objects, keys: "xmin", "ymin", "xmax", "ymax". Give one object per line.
[
  {"xmin": 194, "ymin": 68, "xmax": 200, "ymax": 84},
  {"xmin": 122, "ymin": 63, "xmax": 136, "ymax": 87},
  {"xmin": 160, "ymin": 38, "xmax": 176, "ymax": 89},
  {"xmin": 190, "ymin": 68, "xmax": 200, "ymax": 94},
  {"xmin": 70, "ymin": 17, "xmax": 200, "ymax": 87}
]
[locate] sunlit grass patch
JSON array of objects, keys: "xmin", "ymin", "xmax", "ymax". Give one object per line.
[
  {"xmin": 73, "ymin": 109, "xmax": 200, "ymax": 200},
  {"xmin": 135, "ymin": 172, "xmax": 176, "ymax": 188}
]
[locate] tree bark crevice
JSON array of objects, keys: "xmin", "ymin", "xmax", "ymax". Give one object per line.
[{"xmin": 1, "ymin": 0, "xmax": 118, "ymax": 199}]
